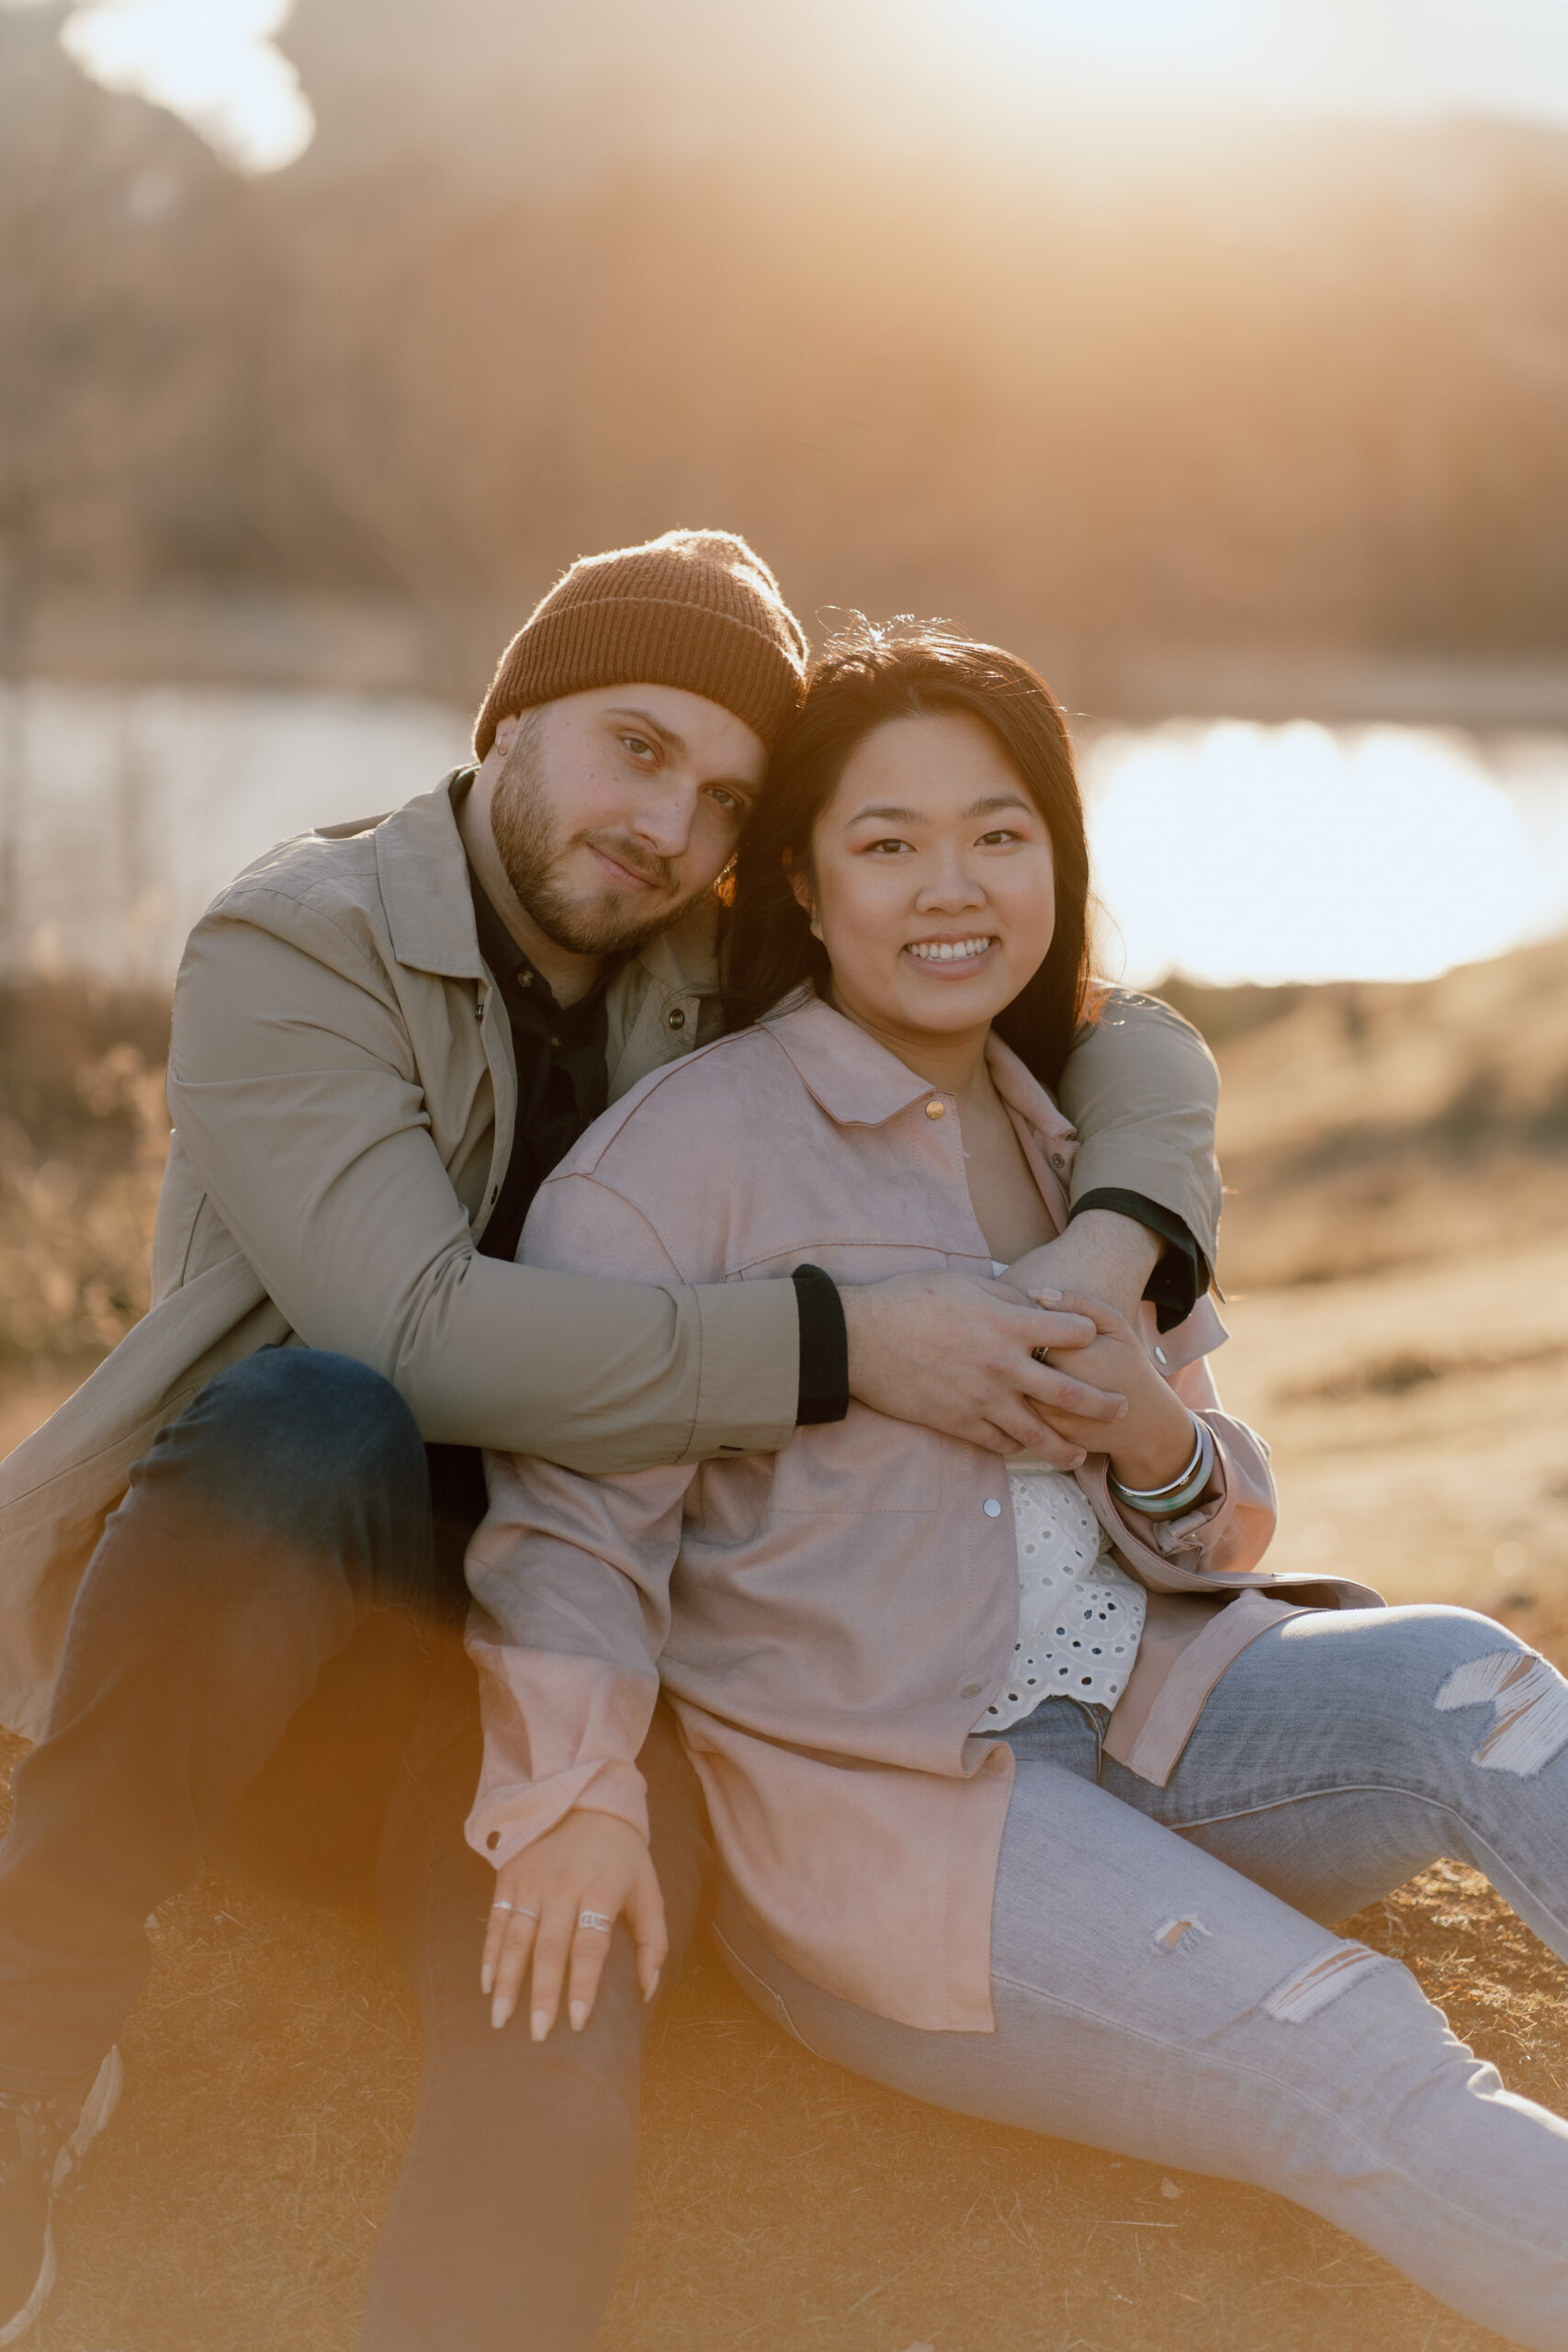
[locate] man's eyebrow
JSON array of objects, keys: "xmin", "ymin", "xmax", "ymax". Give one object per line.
[
  {"xmin": 606, "ymin": 707, "xmax": 687, "ymax": 759},
  {"xmin": 606, "ymin": 707, "xmax": 756, "ymax": 799}
]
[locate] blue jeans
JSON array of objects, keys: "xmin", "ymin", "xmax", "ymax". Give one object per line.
[
  {"xmin": 0, "ymin": 1349, "xmax": 715, "ymax": 2352},
  {"xmin": 716, "ymin": 1607, "xmax": 1568, "ymax": 2352}
]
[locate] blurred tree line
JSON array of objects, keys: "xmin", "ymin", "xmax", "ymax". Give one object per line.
[{"xmin": 4, "ymin": 0, "xmax": 1568, "ymax": 712}]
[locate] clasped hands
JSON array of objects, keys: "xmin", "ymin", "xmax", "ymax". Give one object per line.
[{"xmin": 838, "ymin": 1210, "xmax": 1196, "ymax": 1476}]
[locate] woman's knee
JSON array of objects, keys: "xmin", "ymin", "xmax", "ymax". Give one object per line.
[{"xmin": 1331, "ymin": 1605, "xmax": 1568, "ymax": 1779}]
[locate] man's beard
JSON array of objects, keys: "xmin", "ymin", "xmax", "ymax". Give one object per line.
[{"xmin": 491, "ymin": 718, "xmax": 706, "ymax": 957}]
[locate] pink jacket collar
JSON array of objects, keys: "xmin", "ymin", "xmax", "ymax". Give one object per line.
[{"xmin": 759, "ymin": 991, "xmax": 1078, "ymax": 1153}]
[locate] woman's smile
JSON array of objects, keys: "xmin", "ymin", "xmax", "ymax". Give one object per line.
[{"xmin": 903, "ymin": 933, "xmax": 998, "ymax": 972}]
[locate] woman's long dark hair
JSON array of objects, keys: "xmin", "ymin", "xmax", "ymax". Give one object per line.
[{"xmin": 722, "ymin": 619, "xmax": 1097, "ymax": 1092}]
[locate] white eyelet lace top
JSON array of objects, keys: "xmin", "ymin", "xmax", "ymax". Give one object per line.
[{"xmin": 972, "ymin": 1267, "xmax": 1146, "ymax": 1733}]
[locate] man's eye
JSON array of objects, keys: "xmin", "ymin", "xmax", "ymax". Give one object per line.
[
  {"xmin": 705, "ymin": 786, "xmax": 740, "ymax": 812},
  {"xmin": 622, "ymin": 735, "xmax": 656, "ymax": 760}
]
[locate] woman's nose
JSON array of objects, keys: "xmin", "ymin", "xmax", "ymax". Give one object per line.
[{"xmin": 916, "ymin": 859, "xmax": 986, "ymax": 910}]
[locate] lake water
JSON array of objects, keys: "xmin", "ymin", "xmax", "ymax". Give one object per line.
[{"xmin": 2, "ymin": 681, "xmax": 1566, "ymax": 991}]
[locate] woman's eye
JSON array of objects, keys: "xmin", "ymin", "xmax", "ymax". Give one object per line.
[
  {"xmin": 705, "ymin": 786, "xmax": 739, "ymax": 812},
  {"xmin": 864, "ymin": 837, "xmax": 913, "ymax": 855},
  {"xmin": 977, "ymin": 829, "xmax": 1020, "ymax": 846}
]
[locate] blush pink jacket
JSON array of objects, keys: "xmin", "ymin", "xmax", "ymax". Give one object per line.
[{"xmin": 466, "ymin": 996, "xmax": 1380, "ymax": 2034}]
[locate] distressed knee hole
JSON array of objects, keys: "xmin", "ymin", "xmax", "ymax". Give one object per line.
[
  {"xmin": 1263, "ymin": 1943, "xmax": 1386, "ymax": 2024},
  {"xmin": 1153, "ymin": 1916, "xmax": 1211, "ymax": 1955},
  {"xmin": 1435, "ymin": 1647, "xmax": 1568, "ymax": 1776}
]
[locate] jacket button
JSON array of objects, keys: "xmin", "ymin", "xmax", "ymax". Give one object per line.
[
  {"xmin": 667, "ymin": 1007, "xmax": 686, "ymax": 1030},
  {"xmin": 924, "ymin": 1100, "xmax": 944, "ymax": 1120},
  {"xmin": 983, "ymin": 1498, "xmax": 1002, "ymax": 1518},
  {"xmin": 961, "ymin": 1683, "xmax": 983, "ymax": 1700},
  {"xmin": 1050, "ymin": 1150, "xmax": 1066, "ymax": 1170}
]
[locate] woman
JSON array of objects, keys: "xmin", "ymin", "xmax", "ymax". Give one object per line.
[{"xmin": 466, "ymin": 624, "xmax": 1568, "ymax": 2350}]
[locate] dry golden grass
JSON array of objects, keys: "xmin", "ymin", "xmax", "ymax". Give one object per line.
[{"xmin": 1, "ymin": 944, "xmax": 1565, "ymax": 2350}]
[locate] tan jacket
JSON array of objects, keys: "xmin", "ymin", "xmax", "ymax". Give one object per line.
[
  {"xmin": 0, "ymin": 778, "xmax": 1222, "ymax": 1739},
  {"xmin": 467, "ymin": 1001, "xmax": 1377, "ymax": 2035}
]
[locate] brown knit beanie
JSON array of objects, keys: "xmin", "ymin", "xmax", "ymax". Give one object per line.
[{"xmin": 473, "ymin": 528, "xmax": 808, "ymax": 760}]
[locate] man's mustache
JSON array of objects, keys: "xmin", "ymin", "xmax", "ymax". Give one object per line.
[{"xmin": 577, "ymin": 831, "xmax": 676, "ymax": 892}]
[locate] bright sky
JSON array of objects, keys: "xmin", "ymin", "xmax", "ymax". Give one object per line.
[
  {"xmin": 54, "ymin": 0, "xmax": 313, "ymax": 174},
  {"xmin": 29, "ymin": 0, "xmax": 1568, "ymax": 175}
]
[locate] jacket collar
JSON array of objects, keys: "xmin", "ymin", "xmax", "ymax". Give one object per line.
[
  {"xmin": 374, "ymin": 775, "xmax": 486, "ymax": 980},
  {"xmin": 760, "ymin": 991, "xmax": 1077, "ymax": 1148},
  {"xmin": 371, "ymin": 772, "xmax": 726, "ymax": 995}
]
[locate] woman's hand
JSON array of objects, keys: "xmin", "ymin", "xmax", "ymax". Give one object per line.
[
  {"xmin": 1030, "ymin": 1291, "xmax": 1199, "ymax": 1491},
  {"xmin": 481, "ymin": 1812, "xmax": 667, "ymax": 2040}
]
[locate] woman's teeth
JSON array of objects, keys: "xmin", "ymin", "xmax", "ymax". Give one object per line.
[{"xmin": 906, "ymin": 936, "xmax": 994, "ymax": 965}]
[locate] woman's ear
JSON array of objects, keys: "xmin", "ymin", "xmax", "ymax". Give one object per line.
[{"xmin": 784, "ymin": 854, "xmax": 818, "ymax": 933}]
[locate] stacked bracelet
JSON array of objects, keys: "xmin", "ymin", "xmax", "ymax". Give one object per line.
[{"xmin": 1107, "ymin": 1415, "xmax": 1215, "ymax": 1519}]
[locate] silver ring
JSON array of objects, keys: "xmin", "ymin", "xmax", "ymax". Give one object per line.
[
  {"xmin": 491, "ymin": 1900, "xmax": 539, "ymax": 1921},
  {"xmin": 491, "ymin": 1899, "xmax": 514, "ymax": 1912},
  {"xmin": 578, "ymin": 1910, "xmax": 614, "ymax": 1934}
]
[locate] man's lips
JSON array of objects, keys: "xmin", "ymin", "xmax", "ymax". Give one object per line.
[{"xmin": 585, "ymin": 842, "xmax": 670, "ymax": 895}]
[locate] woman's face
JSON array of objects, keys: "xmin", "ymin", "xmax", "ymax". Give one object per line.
[{"xmin": 798, "ymin": 709, "xmax": 1056, "ymax": 1046}]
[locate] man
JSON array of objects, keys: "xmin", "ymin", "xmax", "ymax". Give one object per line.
[{"xmin": 0, "ymin": 531, "xmax": 1221, "ymax": 2346}]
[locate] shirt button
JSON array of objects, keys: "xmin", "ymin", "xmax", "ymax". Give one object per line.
[
  {"xmin": 983, "ymin": 1498, "xmax": 1002, "ymax": 1518},
  {"xmin": 549, "ymin": 1033, "xmax": 561, "ymax": 1048},
  {"xmin": 1154, "ymin": 1344, "xmax": 1168, "ymax": 1365},
  {"xmin": 667, "ymin": 1007, "xmax": 686, "ymax": 1030},
  {"xmin": 1050, "ymin": 1150, "xmax": 1066, "ymax": 1170},
  {"xmin": 516, "ymin": 969, "xmax": 533, "ymax": 988},
  {"xmin": 924, "ymin": 1100, "xmax": 945, "ymax": 1120},
  {"xmin": 961, "ymin": 1683, "xmax": 983, "ymax": 1700}
]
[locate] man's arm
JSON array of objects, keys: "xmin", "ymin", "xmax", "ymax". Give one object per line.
[
  {"xmin": 1055, "ymin": 988, "xmax": 1221, "ymax": 1272},
  {"xmin": 167, "ymin": 900, "xmax": 1101, "ymax": 1468},
  {"xmin": 167, "ymin": 903, "xmax": 799, "ymax": 1473}
]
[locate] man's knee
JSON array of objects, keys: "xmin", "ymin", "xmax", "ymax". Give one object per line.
[{"xmin": 132, "ymin": 1349, "xmax": 429, "ymax": 1553}]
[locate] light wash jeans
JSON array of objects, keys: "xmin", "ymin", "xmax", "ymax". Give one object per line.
[{"xmin": 714, "ymin": 1605, "xmax": 1568, "ymax": 2351}]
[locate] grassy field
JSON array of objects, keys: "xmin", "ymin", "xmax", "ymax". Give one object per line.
[{"xmin": 1, "ymin": 943, "xmax": 1566, "ymax": 2352}]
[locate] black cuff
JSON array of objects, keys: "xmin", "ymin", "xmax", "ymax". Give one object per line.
[
  {"xmin": 1067, "ymin": 1188, "xmax": 1209, "ymax": 1333},
  {"xmin": 792, "ymin": 1264, "xmax": 850, "ymax": 1426}
]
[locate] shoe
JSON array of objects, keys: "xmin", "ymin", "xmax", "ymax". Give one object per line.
[{"xmin": 0, "ymin": 2048, "xmax": 122, "ymax": 2346}]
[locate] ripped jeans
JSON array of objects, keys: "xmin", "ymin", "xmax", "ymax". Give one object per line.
[{"xmin": 715, "ymin": 1605, "xmax": 1568, "ymax": 2352}]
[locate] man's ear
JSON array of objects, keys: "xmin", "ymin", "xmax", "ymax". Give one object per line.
[{"xmin": 492, "ymin": 714, "xmax": 522, "ymax": 758}]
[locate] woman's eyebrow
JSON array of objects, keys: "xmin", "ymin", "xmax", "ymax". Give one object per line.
[
  {"xmin": 965, "ymin": 792, "xmax": 1035, "ymax": 818},
  {"xmin": 844, "ymin": 793, "xmax": 1034, "ymax": 824}
]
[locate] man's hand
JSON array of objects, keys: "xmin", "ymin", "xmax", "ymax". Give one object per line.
[
  {"xmin": 481, "ymin": 1812, "xmax": 666, "ymax": 2039},
  {"xmin": 840, "ymin": 1270, "xmax": 1125, "ymax": 1460},
  {"xmin": 1005, "ymin": 1208, "xmax": 1160, "ymax": 1328}
]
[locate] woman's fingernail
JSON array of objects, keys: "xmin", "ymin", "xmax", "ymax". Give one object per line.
[
  {"xmin": 491, "ymin": 1999, "xmax": 506, "ymax": 2030},
  {"xmin": 1114, "ymin": 1399, "xmax": 1128, "ymax": 1419},
  {"xmin": 1070, "ymin": 1452, "xmax": 1086, "ymax": 1468},
  {"xmin": 644, "ymin": 1970, "xmax": 661, "ymax": 2005},
  {"xmin": 480, "ymin": 1965, "xmax": 493, "ymax": 1996},
  {"xmin": 531, "ymin": 2009, "xmax": 548, "ymax": 2042},
  {"xmin": 1033, "ymin": 1287, "xmax": 1063, "ymax": 1302},
  {"xmin": 569, "ymin": 2000, "xmax": 586, "ymax": 2031}
]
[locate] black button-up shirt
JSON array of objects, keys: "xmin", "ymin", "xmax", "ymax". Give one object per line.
[{"xmin": 467, "ymin": 864, "xmax": 615, "ymax": 1266}]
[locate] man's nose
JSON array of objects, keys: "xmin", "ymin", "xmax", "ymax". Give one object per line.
[{"xmin": 628, "ymin": 778, "xmax": 698, "ymax": 857}]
